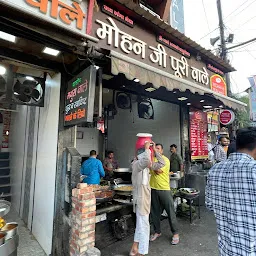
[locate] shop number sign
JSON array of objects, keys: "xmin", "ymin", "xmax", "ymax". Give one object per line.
[
  {"xmin": 64, "ymin": 65, "xmax": 97, "ymax": 126},
  {"xmin": 190, "ymin": 109, "xmax": 208, "ymax": 160},
  {"xmin": 219, "ymin": 109, "xmax": 235, "ymax": 125}
]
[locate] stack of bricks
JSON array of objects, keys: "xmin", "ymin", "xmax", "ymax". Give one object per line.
[{"xmin": 70, "ymin": 183, "xmax": 96, "ymax": 256}]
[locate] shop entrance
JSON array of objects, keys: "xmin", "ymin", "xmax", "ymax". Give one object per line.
[{"xmin": 0, "ymin": 60, "xmax": 61, "ymax": 255}]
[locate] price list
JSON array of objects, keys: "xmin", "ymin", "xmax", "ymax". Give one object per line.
[{"xmin": 190, "ymin": 108, "xmax": 208, "ymax": 160}]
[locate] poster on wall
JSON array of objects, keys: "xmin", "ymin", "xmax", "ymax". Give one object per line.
[
  {"xmin": 190, "ymin": 108, "xmax": 208, "ymax": 160},
  {"xmin": 64, "ymin": 65, "xmax": 97, "ymax": 126},
  {"xmin": 207, "ymin": 111, "xmax": 219, "ymax": 132}
]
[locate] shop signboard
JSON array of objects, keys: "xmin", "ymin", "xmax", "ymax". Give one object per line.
[
  {"xmin": 190, "ymin": 108, "xmax": 208, "ymax": 160},
  {"xmin": 64, "ymin": 65, "xmax": 97, "ymax": 126},
  {"xmin": 1, "ymin": 0, "xmax": 91, "ymax": 35},
  {"xmin": 219, "ymin": 109, "xmax": 235, "ymax": 126},
  {"xmin": 248, "ymin": 76, "xmax": 256, "ymax": 121},
  {"xmin": 210, "ymin": 74, "xmax": 227, "ymax": 96},
  {"xmin": 91, "ymin": 3, "xmax": 226, "ymax": 90}
]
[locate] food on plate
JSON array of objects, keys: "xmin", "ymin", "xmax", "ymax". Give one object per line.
[
  {"xmin": 0, "ymin": 217, "xmax": 5, "ymax": 229},
  {"xmin": 114, "ymin": 185, "xmax": 133, "ymax": 191}
]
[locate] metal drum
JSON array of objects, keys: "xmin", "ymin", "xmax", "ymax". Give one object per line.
[{"xmin": 185, "ymin": 171, "xmax": 209, "ymax": 206}]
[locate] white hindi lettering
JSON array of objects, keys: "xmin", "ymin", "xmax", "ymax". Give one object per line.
[
  {"xmin": 170, "ymin": 56, "xmax": 188, "ymax": 78},
  {"xmin": 149, "ymin": 44, "xmax": 167, "ymax": 67},
  {"xmin": 191, "ymin": 67, "xmax": 209, "ymax": 85},
  {"xmin": 96, "ymin": 17, "xmax": 146, "ymax": 58}
]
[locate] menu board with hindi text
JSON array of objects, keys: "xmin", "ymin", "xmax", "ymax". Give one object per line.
[
  {"xmin": 64, "ymin": 65, "xmax": 97, "ymax": 126},
  {"xmin": 190, "ymin": 108, "xmax": 208, "ymax": 160}
]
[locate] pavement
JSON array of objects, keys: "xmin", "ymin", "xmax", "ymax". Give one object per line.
[
  {"xmin": 6, "ymin": 208, "xmax": 46, "ymax": 256},
  {"xmin": 101, "ymin": 207, "xmax": 219, "ymax": 256}
]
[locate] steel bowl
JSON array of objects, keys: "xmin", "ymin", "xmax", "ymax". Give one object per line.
[
  {"xmin": 0, "ymin": 231, "xmax": 6, "ymax": 245},
  {"xmin": 1, "ymin": 223, "xmax": 18, "ymax": 240},
  {"xmin": 0, "ymin": 200, "xmax": 11, "ymax": 217}
]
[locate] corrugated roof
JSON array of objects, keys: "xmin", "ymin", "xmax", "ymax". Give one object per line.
[{"xmin": 116, "ymin": 0, "xmax": 235, "ymax": 72}]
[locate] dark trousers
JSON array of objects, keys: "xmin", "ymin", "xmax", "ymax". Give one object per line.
[{"xmin": 150, "ymin": 189, "xmax": 179, "ymax": 235}]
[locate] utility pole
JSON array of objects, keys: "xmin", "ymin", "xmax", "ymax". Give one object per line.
[{"xmin": 217, "ymin": 0, "xmax": 232, "ymax": 97}]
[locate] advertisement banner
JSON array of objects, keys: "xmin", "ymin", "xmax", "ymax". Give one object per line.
[
  {"xmin": 248, "ymin": 76, "xmax": 256, "ymax": 121},
  {"xmin": 170, "ymin": 0, "xmax": 185, "ymax": 34},
  {"xmin": 190, "ymin": 108, "xmax": 208, "ymax": 160}
]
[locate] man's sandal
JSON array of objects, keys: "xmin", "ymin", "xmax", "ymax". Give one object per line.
[
  {"xmin": 171, "ymin": 236, "xmax": 180, "ymax": 245},
  {"xmin": 150, "ymin": 233, "xmax": 161, "ymax": 241}
]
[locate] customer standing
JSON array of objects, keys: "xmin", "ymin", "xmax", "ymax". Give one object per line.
[
  {"xmin": 170, "ymin": 144, "xmax": 183, "ymax": 174},
  {"xmin": 150, "ymin": 144, "xmax": 179, "ymax": 245},
  {"xmin": 80, "ymin": 150, "xmax": 105, "ymax": 185},
  {"xmin": 206, "ymin": 127, "xmax": 256, "ymax": 256},
  {"xmin": 129, "ymin": 142, "xmax": 165, "ymax": 256},
  {"xmin": 214, "ymin": 136, "xmax": 229, "ymax": 163}
]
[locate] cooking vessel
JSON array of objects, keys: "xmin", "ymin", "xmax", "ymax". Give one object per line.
[
  {"xmin": 113, "ymin": 168, "xmax": 131, "ymax": 173},
  {"xmin": 95, "ymin": 190, "xmax": 114, "ymax": 204},
  {"xmin": 113, "ymin": 184, "xmax": 133, "ymax": 196},
  {"xmin": 0, "ymin": 231, "xmax": 6, "ymax": 245},
  {"xmin": 1, "ymin": 222, "xmax": 18, "ymax": 240},
  {"xmin": 0, "ymin": 200, "xmax": 11, "ymax": 217}
]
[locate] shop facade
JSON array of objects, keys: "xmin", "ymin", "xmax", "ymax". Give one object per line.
[
  {"xmin": 0, "ymin": 0, "xmax": 98, "ymax": 255},
  {"xmin": 0, "ymin": 0, "xmax": 247, "ymax": 256}
]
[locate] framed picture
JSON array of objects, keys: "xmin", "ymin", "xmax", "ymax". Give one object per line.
[{"xmin": 77, "ymin": 131, "xmax": 84, "ymax": 139}]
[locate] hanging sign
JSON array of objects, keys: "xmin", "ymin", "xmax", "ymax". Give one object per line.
[
  {"xmin": 219, "ymin": 109, "xmax": 235, "ymax": 125},
  {"xmin": 190, "ymin": 108, "xmax": 208, "ymax": 160},
  {"xmin": 64, "ymin": 65, "xmax": 97, "ymax": 126},
  {"xmin": 210, "ymin": 74, "xmax": 227, "ymax": 96}
]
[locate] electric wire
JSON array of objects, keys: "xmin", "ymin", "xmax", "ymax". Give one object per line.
[{"xmin": 202, "ymin": 0, "xmax": 211, "ymax": 32}]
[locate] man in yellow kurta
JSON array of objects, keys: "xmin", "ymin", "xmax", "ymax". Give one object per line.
[{"xmin": 149, "ymin": 144, "xmax": 179, "ymax": 245}]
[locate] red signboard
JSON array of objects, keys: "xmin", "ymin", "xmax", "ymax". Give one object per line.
[
  {"xmin": 219, "ymin": 109, "xmax": 235, "ymax": 125},
  {"xmin": 190, "ymin": 108, "xmax": 208, "ymax": 160},
  {"xmin": 210, "ymin": 74, "xmax": 227, "ymax": 96}
]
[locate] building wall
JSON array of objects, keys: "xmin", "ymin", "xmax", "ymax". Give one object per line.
[
  {"xmin": 31, "ymin": 73, "xmax": 61, "ymax": 255},
  {"xmin": 9, "ymin": 105, "xmax": 29, "ymax": 214},
  {"xmin": 108, "ymin": 100, "xmax": 181, "ymax": 167},
  {"xmin": 76, "ymin": 127, "xmax": 103, "ymax": 158}
]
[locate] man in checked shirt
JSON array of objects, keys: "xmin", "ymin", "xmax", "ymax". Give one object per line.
[{"xmin": 206, "ymin": 127, "xmax": 256, "ymax": 256}]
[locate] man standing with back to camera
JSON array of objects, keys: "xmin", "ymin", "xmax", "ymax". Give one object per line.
[{"xmin": 206, "ymin": 127, "xmax": 256, "ymax": 256}]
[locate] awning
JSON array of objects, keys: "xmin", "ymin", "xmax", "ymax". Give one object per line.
[{"xmin": 111, "ymin": 51, "xmax": 246, "ymax": 111}]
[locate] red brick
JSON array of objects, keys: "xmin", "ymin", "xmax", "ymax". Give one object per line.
[
  {"xmin": 77, "ymin": 183, "xmax": 87, "ymax": 189},
  {"xmin": 80, "ymin": 187, "xmax": 93, "ymax": 193},
  {"xmin": 87, "ymin": 241, "xmax": 95, "ymax": 249},
  {"xmin": 78, "ymin": 244, "xmax": 88, "ymax": 254},
  {"xmin": 78, "ymin": 193, "xmax": 94, "ymax": 200},
  {"xmin": 72, "ymin": 188, "xmax": 79, "ymax": 197}
]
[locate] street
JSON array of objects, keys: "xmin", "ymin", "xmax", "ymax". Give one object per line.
[{"xmin": 102, "ymin": 208, "xmax": 219, "ymax": 256}]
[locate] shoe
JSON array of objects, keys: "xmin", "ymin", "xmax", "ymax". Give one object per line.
[
  {"xmin": 150, "ymin": 233, "xmax": 161, "ymax": 241},
  {"xmin": 171, "ymin": 236, "xmax": 179, "ymax": 245}
]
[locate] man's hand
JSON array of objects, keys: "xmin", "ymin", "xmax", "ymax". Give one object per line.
[
  {"xmin": 155, "ymin": 169, "xmax": 163, "ymax": 175},
  {"xmin": 152, "ymin": 142, "xmax": 157, "ymax": 152},
  {"xmin": 145, "ymin": 141, "xmax": 151, "ymax": 150}
]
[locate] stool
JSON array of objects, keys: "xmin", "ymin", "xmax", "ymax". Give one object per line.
[{"xmin": 175, "ymin": 192, "xmax": 200, "ymax": 224}]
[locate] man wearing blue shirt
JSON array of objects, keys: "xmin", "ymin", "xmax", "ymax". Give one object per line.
[{"xmin": 80, "ymin": 150, "xmax": 105, "ymax": 184}]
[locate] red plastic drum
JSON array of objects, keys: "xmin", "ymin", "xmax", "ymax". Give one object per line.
[{"xmin": 135, "ymin": 133, "xmax": 153, "ymax": 160}]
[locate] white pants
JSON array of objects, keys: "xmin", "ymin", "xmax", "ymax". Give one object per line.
[{"xmin": 134, "ymin": 209, "xmax": 150, "ymax": 255}]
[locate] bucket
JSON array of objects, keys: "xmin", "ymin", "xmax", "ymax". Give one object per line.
[{"xmin": 135, "ymin": 133, "xmax": 153, "ymax": 160}]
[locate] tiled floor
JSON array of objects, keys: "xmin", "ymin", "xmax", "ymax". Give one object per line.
[{"xmin": 5, "ymin": 209, "xmax": 46, "ymax": 256}]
